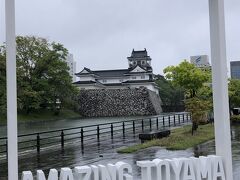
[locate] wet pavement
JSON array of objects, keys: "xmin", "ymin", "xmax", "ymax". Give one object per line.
[{"xmin": 0, "ymin": 118, "xmax": 240, "ymax": 179}]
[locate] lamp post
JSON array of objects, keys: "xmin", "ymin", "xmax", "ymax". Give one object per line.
[
  {"xmin": 5, "ymin": 0, "xmax": 18, "ymax": 179},
  {"xmin": 209, "ymin": 0, "xmax": 233, "ymax": 179}
]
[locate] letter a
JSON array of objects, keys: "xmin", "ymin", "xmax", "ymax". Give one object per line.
[
  {"xmin": 210, "ymin": 156, "xmax": 226, "ymax": 180},
  {"xmin": 37, "ymin": 169, "xmax": 58, "ymax": 180},
  {"xmin": 182, "ymin": 158, "xmax": 196, "ymax": 180},
  {"xmin": 60, "ymin": 168, "xmax": 74, "ymax": 180},
  {"xmin": 21, "ymin": 171, "xmax": 33, "ymax": 180}
]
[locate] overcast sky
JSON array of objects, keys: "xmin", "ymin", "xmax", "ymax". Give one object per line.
[{"xmin": 0, "ymin": 0, "xmax": 239, "ymax": 76}]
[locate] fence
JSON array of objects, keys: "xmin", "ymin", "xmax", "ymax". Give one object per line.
[{"xmin": 0, "ymin": 112, "xmax": 191, "ymax": 157}]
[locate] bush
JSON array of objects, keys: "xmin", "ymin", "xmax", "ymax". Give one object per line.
[
  {"xmin": 230, "ymin": 115, "xmax": 240, "ymax": 123},
  {"xmin": 185, "ymin": 98, "xmax": 211, "ymax": 123}
]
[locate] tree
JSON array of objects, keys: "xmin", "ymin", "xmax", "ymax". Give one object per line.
[
  {"xmin": 164, "ymin": 60, "xmax": 209, "ymax": 98},
  {"xmin": 0, "ymin": 36, "xmax": 78, "ymax": 114},
  {"xmin": 228, "ymin": 79, "xmax": 240, "ymax": 109},
  {"xmin": 185, "ymin": 97, "xmax": 212, "ymax": 134},
  {"xmin": 155, "ymin": 75, "xmax": 184, "ymax": 111},
  {"xmin": 0, "ymin": 53, "xmax": 6, "ymax": 118},
  {"xmin": 164, "ymin": 60, "xmax": 212, "ymax": 133},
  {"xmin": 197, "ymin": 85, "xmax": 212, "ymax": 101}
]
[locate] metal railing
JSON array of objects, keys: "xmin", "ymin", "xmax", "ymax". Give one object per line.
[{"xmin": 0, "ymin": 112, "xmax": 191, "ymax": 157}]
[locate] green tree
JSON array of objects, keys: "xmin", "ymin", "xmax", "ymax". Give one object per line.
[
  {"xmin": 0, "ymin": 36, "xmax": 78, "ymax": 114},
  {"xmin": 155, "ymin": 75, "xmax": 184, "ymax": 111},
  {"xmin": 197, "ymin": 85, "xmax": 213, "ymax": 101},
  {"xmin": 0, "ymin": 53, "xmax": 6, "ymax": 118},
  {"xmin": 228, "ymin": 79, "xmax": 240, "ymax": 109},
  {"xmin": 164, "ymin": 60, "xmax": 209, "ymax": 98},
  {"xmin": 164, "ymin": 60, "xmax": 212, "ymax": 133},
  {"xmin": 185, "ymin": 97, "xmax": 212, "ymax": 134}
]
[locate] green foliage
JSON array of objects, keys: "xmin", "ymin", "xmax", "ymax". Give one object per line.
[
  {"xmin": 228, "ymin": 79, "xmax": 240, "ymax": 108},
  {"xmin": 155, "ymin": 75, "xmax": 184, "ymax": 107},
  {"xmin": 230, "ymin": 115, "xmax": 240, "ymax": 123},
  {"xmin": 163, "ymin": 60, "xmax": 212, "ymax": 133},
  {"xmin": 185, "ymin": 97, "xmax": 212, "ymax": 125},
  {"xmin": 197, "ymin": 85, "xmax": 212, "ymax": 101},
  {"xmin": 17, "ymin": 109, "xmax": 81, "ymax": 123},
  {"xmin": 117, "ymin": 124, "xmax": 214, "ymax": 153},
  {"xmin": 0, "ymin": 54, "xmax": 6, "ymax": 116},
  {"xmin": 164, "ymin": 60, "xmax": 209, "ymax": 98},
  {"xmin": 0, "ymin": 36, "xmax": 79, "ymax": 114}
]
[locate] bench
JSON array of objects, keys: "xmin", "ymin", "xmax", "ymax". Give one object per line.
[{"xmin": 139, "ymin": 129, "xmax": 171, "ymax": 143}]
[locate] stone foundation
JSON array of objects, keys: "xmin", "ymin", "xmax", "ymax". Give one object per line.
[{"xmin": 77, "ymin": 87, "xmax": 162, "ymax": 117}]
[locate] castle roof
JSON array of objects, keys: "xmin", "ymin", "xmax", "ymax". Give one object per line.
[
  {"xmin": 76, "ymin": 69, "xmax": 130, "ymax": 77},
  {"xmin": 73, "ymin": 80, "xmax": 96, "ymax": 85},
  {"xmin": 128, "ymin": 48, "xmax": 151, "ymax": 60},
  {"xmin": 75, "ymin": 66, "xmax": 153, "ymax": 78},
  {"xmin": 123, "ymin": 80, "xmax": 154, "ymax": 84},
  {"xmin": 93, "ymin": 69, "xmax": 129, "ymax": 77}
]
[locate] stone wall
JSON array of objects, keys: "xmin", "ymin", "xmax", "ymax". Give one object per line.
[{"xmin": 77, "ymin": 87, "xmax": 162, "ymax": 117}]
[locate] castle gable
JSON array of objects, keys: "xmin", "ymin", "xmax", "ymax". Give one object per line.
[
  {"xmin": 130, "ymin": 66, "xmax": 147, "ymax": 73},
  {"xmin": 81, "ymin": 69, "xmax": 90, "ymax": 74},
  {"xmin": 76, "ymin": 67, "xmax": 93, "ymax": 75}
]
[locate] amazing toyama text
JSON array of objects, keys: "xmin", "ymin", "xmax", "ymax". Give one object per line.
[{"xmin": 21, "ymin": 155, "xmax": 226, "ymax": 180}]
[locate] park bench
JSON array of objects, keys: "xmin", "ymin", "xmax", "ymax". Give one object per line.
[{"xmin": 139, "ymin": 128, "xmax": 171, "ymax": 143}]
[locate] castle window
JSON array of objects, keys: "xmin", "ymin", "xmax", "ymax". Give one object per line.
[
  {"xmin": 141, "ymin": 75, "xmax": 145, "ymax": 79},
  {"xmin": 142, "ymin": 61, "xmax": 145, "ymax": 65},
  {"xmin": 103, "ymin": 79, "xmax": 107, "ymax": 83},
  {"xmin": 132, "ymin": 76, "xmax": 137, "ymax": 79}
]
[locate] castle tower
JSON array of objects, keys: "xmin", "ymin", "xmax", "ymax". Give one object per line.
[{"xmin": 127, "ymin": 49, "xmax": 152, "ymax": 69}]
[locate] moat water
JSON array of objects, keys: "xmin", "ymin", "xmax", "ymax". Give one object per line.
[
  {"xmin": 0, "ymin": 116, "xmax": 240, "ymax": 179},
  {"xmin": 0, "ymin": 116, "xmax": 156, "ymax": 137}
]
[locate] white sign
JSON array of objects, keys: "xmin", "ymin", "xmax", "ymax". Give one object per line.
[
  {"xmin": 190, "ymin": 55, "xmax": 210, "ymax": 68},
  {"xmin": 21, "ymin": 155, "xmax": 225, "ymax": 180}
]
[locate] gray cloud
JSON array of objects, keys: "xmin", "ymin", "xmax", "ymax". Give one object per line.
[{"xmin": 0, "ymin": 0, "xmax": 239, "ymax": 75}]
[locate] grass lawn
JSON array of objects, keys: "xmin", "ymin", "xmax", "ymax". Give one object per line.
[
  {"xmin": 117, "ymin": 124, "xmax": 215, "ymax": 153},
  {"xmin": 0, "ymin": 109, "xmax": 81, "ymax": 124}
]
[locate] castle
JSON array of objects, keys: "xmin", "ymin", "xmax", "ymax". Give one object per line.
[{"xmin": 74, "ymin": 49, "xmax": 159, "ymax": 94}]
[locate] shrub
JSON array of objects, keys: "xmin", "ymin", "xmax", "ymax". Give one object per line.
[
  {"xmin": 230, "ymin": 115, "xmax": 240, "ymax": 123},
  {"xmin": 185, "ymin": 98, "xmax": 211, "ymax": 124}
]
